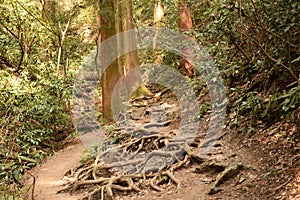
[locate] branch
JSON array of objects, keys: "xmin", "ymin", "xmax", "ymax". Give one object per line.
[
  {"xmin": 17, "ymin": 33, "xmax": 25, "ymax": 73},
  {"xmin": 0, "ymin": 21, "xmax": 25, "ymax": 73},
  {"xmin": 243, "ymin": 9, "xmax": 297, "ymax": 48},
  {"xmin": 15, "ymin": 0, "xmax": 58, "ymax": 36},
  {"xmin": 228, "ymin": 31, "xmax": 251, "ymax": 64},
  {"xmin": 0, "ymin": 21, "xmax": 19, "ymax": 40},
  {"xmin": 239, "ymin": 31, "xmax": 299, "ymax": 82}
]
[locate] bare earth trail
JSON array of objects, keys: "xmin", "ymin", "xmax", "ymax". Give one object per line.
[
  {"xmin": 26, "ymin": 139, "xmax": 86, "ymax": 200},
  {"xmin": 24, "ymin": 90, "xmax": 300, "ymax": 200},
  {"xmin": 25, "ymin": 137, "xmax": 219, "ymax": 200},
  {"xmin": 25, "ymin": 124, "xmax": 300, "ymax": 200}
]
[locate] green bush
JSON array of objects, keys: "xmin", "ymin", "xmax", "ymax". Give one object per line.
[
  {"xmin": 0, "ymin": 70, "xmax": 74, "ymax": 184},
  {"xmin": 0, "ymin": 0, "xmax": 95, "ymax": 193},
  {"xmin": 193, "ymin": 0, "xmax": 300, "ymax": 124}
]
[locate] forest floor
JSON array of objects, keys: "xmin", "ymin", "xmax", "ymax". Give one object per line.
[
  {"xmin": 24, "ymin": 88, "xmax": 300, "ymax": 200},
  {"xmin": 24, "ymin": 138, "xmax": 86, "ymax": 200}
]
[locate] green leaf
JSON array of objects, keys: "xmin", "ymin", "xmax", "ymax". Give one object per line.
[{"xmin": 12, "ymin": 169, "xmax": 22, "ymax": 182}]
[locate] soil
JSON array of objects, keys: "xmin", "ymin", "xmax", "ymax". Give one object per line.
[
  {"xmin": 24, "ymin": 91, "xmax": 300, "ymax": 200},
  {"xmin": 25, "ymin": 138, "xmax": 86, "ymax": 200}
]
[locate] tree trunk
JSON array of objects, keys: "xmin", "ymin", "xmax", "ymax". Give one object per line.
[
  {"xmin": 98, "ymin": 0, "xmax": 121, "ymax": 122},
  {"xmin": 178, "ymin": 0, "xmax": 195, "ymax": 77},
  {"xmin": 124, "ymin": 0, "xmax": 138, "ymax": 73},
  {"xmin": 98, "ymin": 0, "xmax": 149, "ymax": 122},
  {"xmin": 119, "ymin": 0, "xmax": 149, "ymax": 97},
  {"xmin": 153, "ymin": 1, "xmax": 164, "ymax": 64}
]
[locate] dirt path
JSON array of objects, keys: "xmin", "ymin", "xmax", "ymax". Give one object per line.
[
  {"xmin": 23, "ymin": 89, "xmax": 299, "ymax": 200},
  {"xmin": 24, "ymin": 126, "xmax": 299, "ymax": 200},
  {"xmin": 26, "ymin": 139, "xmax": 86, "ymax": 200}
]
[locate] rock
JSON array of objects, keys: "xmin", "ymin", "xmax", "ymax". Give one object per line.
[
  {"xmin": 193, "ymin": 161, "xmax": 226, "ymax": 174},
  {"xmin": 213, "ymin": 164, "xmax": 244, "ymax": 187}
]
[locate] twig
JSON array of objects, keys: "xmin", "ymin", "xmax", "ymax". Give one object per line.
[
  {"xmin": 273, "ymin": 176, "xmax": 293, "ymax": 192},
  {"xmin": 239, "ymin": 31, "xmax": 298, "ymax": 81},
  {"xmin": 26, "ymin": 171, "xmax": 36, "ymax": 200},
  {"xmin": 15, "ymin": 1, "xmax": 57, "ymax": 36}
]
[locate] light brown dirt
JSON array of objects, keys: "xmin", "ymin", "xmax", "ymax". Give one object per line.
[
  {"xmin": 24, "ymin": 124, "xmax": 300, "ymax": 200},
  {"xmin": 23, "ymin": 92, "xmax": 299, "ymax": 200},
  {"xmin": 25, "ymin": 138, "xmax": 86, "ymax": 200}
]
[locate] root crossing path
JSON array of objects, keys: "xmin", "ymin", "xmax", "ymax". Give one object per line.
[{"xmin": 24, "ymin": 88, "xmax": 297, "ymax": 200}]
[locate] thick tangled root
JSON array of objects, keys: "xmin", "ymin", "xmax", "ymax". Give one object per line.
[{"xmin": 57, "ymin": 133, "xmax": 204, "ymax": 200}]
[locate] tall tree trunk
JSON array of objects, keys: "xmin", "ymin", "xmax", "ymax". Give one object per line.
[
  {"xmin": 115, "ymin": 0, "xmax": 125, "ymax": 76},
  {"xmin": 42, "ymin": 0, "xmax": 69, "ymax": 77},
  {"xmin": 123, "ymin": 0, "xmax": 138, "ymax": 73},
  {"xmin": 98, "ymin": 0, "xmax": 121, "ymax": 122},
  {"xmin": 98, "ymin": 0, "xmax": 149, "ymax": 122},
  {"xmin": 178, "ymin": 0, "xmax": 195, "ymax": 77},
  {"xmin": 153, "ymin": 1, "xmax": 164, "ymax": 64},
  {"xmin": 119, "ymin": 0, "xmax": 149, "ymax": 97}
]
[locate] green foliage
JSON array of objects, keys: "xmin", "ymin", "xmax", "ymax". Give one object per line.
[
  {"xmin": 198, "ymin": 101, "xmax": 211, "ymax": 116},
  {"xmin": 133, "ymin": 0, "xmax": 300, "ymax": 125},
  {"xmin": 80, "ymin": 148, "xmax": 96, "ymax": 164},
  {"xmin": 0, "ymin": 0, "xmax": 96, "ymax": 195},
  {"xmin": 103, "ymin": 124, "xmax": 117, "ymax": 134},
  {"xmin": 0, "ymin": 183, "xmax": 25, "ymax": 200},
  {"xmin": 0, "ymin": 65, "xmax": 75, "ymax": 185},
  {"xmin": 193, "ymin": 0, "xmax": 300, "ymax": 125},
  {"xmin": 0, "ymin": 0, "xmax": 298, "ymax": 197}
]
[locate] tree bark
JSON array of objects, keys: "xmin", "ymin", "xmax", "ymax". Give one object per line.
[
  {"xmin": 153, "ymin": 1, "xmax": 164, "ymax": 64},
  {"xmin": 98, "ymin": 0, "xmax": 121, "ymax": 122},
  {"xmin": 117, "ymin": 0, "xmax": 149, "ymax": 97},
  {"xmin": 98, "ymin": 0, "xmax": 149, "ymax": 122},
  {"xmin": 178, "ymin": 0, "xmax": 195, "ymax": 77}
]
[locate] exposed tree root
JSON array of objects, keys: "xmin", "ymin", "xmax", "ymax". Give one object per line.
[
  {"xmin": 57, "ymin": 133, "xmax": 204, "ymax": 200},
  {"xmin": 60, "ymin": 89, "xmax": 206, "ymax": 199}
]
